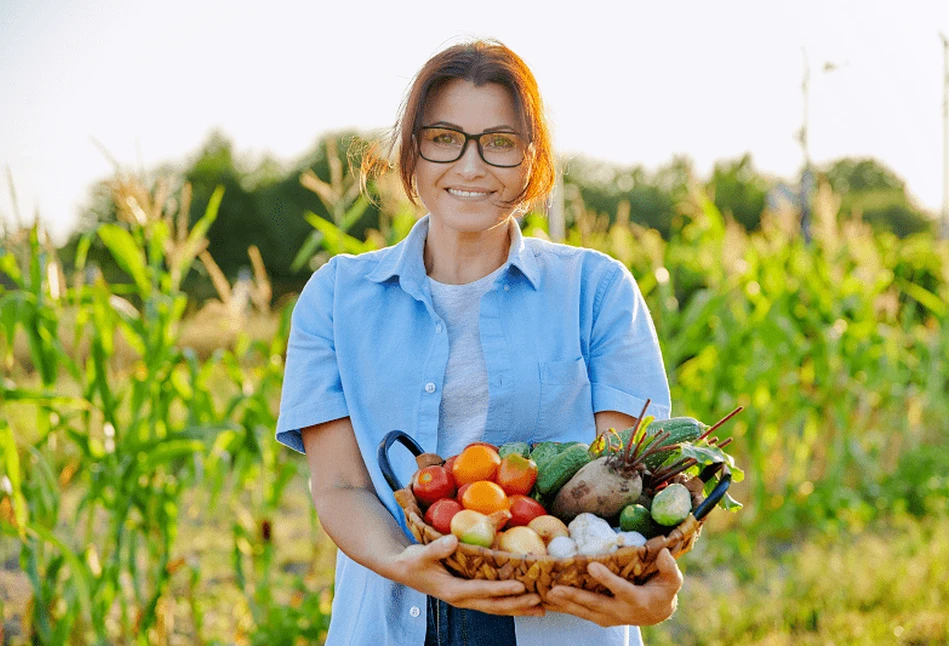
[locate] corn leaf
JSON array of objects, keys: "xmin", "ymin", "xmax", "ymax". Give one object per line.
[
  {"xmin": 304, "ymin": 211, "xmax": 372, "ymax": 256},
  {"xmin": 28, "ymin": 524, "xmax": 93, "ymax": 621},
  {"xmin": 898, "ymin": 278, "xmax": 947, "ymax": 317},
  {"xmin": 0, "ymin": 425, "xmax": 28, "ymax": 539},
  {"xmin": 99, "ymin": 224, "xmax": 150, "ymax": 293},
  {"xmin": 0, "ymin": 252, "xmax": 22, "ymax": 285}
]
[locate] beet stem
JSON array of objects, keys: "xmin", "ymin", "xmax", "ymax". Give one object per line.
[
  {"xmin": 698, "ymin": 406, "xmax": 744, "ymax": 442},
  {"xmin": 620, "ymin": 398, "xmax": 651, "ymax": 467},
  {"xmin": 652, "ymin": 457, "xmax": 698, "ymax": 483}
]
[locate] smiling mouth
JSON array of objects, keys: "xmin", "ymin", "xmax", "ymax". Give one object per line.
[{"xmin": 447, "ymin": 188, "xmax": 494, "ymax": 198}]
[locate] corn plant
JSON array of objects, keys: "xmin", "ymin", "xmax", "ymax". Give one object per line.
[
  {"xmin": 566, "ymin": 183, "xmax": 948, "ymax": 538},
  {"xmin": 0, "ymin": 176, "xmax": 328, "ymax": 644}
]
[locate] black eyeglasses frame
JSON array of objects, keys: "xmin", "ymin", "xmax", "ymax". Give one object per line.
[{"xmin": 416, "ymin": 126, "xmax": 527, "ymax": 168}]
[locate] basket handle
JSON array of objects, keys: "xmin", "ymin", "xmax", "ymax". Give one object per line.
[
  {"xmin": 692, "ymin": 463, "xmax": 732, "ymax": 521},
  {"xmin": 377, "ymin": 430, "xmax": 424, "ymax": 493}
]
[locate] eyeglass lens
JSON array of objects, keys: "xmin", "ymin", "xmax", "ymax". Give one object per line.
[{"xmin": 418, "ymin": 127, "xmax": 525, "ymax": 168}]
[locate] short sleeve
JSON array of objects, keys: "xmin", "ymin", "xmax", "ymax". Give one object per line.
[
  {"xmin": 588, "ymin": 263, "xmax": 671, "ymax": 421},
  {"xmin": 275, "ymin": 258, "xmax": 350, "ymax": 453}
]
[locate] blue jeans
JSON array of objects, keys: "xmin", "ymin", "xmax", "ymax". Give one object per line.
[{"xmin": 424, "ymin": 595, "xmax": 517, "ymax": 646}]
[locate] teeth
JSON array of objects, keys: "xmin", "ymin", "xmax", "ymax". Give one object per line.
[{"xmin": 448, "ymin": 188, "xmax": 490, "ymax": 197}]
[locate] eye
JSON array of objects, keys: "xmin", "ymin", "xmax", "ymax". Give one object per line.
[
  {"xmin": 426, "ymin": 129, "xmax": 462, "ymax": 146},
  {"xmin": 482, "ymin": 133, "xmax": 517, "ymax": 150}
]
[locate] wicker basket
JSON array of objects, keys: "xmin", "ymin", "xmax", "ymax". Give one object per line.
[{"xmin": 378, "ymin": 430, "xmax": 731, "ymax": 601}]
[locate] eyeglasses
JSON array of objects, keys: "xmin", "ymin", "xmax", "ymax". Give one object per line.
[{"xmin": 417, "ymin": 126, "xmax": 527, "ymax": 168}]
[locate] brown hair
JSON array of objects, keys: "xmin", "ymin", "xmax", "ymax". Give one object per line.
[{"xmin": 362, "ymin": 40, "xmax": 555, "ymax": 209}]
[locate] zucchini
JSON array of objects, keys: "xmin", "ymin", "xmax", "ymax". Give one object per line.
[
  {"xmin": 617, "ymin": 417, "xmax": 707, "ymax": 471},
  {"xmin": 498, "ymin": 441, "xmax": 531, "ymax": 459},
  {"xmin": 536, "ymin": 443, "xmax": 594, "ymax": 495},
  {"xmin": 529, "ymin": 441, "xmax": 564, "ymax": 471}
]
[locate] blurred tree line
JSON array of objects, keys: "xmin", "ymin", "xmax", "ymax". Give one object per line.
[{"xmin": 59, "ymin": 130, "xmax": 937, "ymax": 304}]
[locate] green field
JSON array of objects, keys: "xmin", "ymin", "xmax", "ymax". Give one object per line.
[{"xmin": 2, "ymin": 173, "xmax": 948, "ymax": 644}]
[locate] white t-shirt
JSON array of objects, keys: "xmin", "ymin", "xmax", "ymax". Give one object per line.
[{"xmin": 428, "ymin": 264, "xmax": 506, "ymax": 458}]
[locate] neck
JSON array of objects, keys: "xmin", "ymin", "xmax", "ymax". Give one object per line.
[{"xmin": 424, "ymin": 217, "xmax": 512, "ymax": 284}]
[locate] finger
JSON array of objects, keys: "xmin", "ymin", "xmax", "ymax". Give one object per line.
[
  {"xmin": 653, "ymin": 548, "xmax": 684, "ymax": 592},
  {"xmin": 425, "ymin": 534, "xmax": 459, "ymax": 559},
  {"xmin": 585, "ymin": 561, "xmax": 628, "ymax": 596},
  {"xmin": 545, "ymin": 583, "xmax": 612, "ymax": 614},
  {"xmin": 543, "ymin": 588, "xmax": 607, "ymax": 624},
  {"xmin": 442, "ymin": 575, "xmax": 528, "ymax": 601},
  {"xmin": 464, "ymin": 593, "xmax": 545, "ymax": 617}
]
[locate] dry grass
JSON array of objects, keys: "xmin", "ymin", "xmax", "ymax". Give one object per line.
[{"xmin": 644, "ymin": 513, "xmax": 949, "ymax": 645}]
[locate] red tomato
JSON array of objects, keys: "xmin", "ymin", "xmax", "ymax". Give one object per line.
[
  {"xmin": 412, "ymin": 465, "xmax": 456, "ymax": 506},
  {"xmin": 424, "ymin": 498, "xmax": 464, "ymax": 534},
  {"xmin": 456, "ymin": 482, "xmax": 472, "ymax": 504},
  {"xmin": 496, "ymin": 454, "xmax": 538, "ymax": 496},
  {"xmin": 507, "ymin": 495, "xmax": 547, "ymax": 527},
  {"xmin": 443, "ymin": 455, "xmax": 457, "ymax": 474}
]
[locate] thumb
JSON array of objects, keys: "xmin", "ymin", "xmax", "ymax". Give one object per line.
[
  {"xmin": 654, "ymin": 548, "xmax": 684, "ymax": 590},
  {"xmin": 426, "ymin": 534, "xmax": 458, "ymax": 559}
]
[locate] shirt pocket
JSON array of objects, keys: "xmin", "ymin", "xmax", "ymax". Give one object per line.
[{"xmin": 535, "ymin": 357, "xmax": 593, "ymax": 439}]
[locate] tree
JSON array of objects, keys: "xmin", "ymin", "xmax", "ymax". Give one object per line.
[
  {"xmin": 822, "ymin": 157, "xmax": 934, "ymax": 238},
  {"xmin": 707, "ymin": 154, "xmax": 771, "ymax": 231},
  {"xmin": 561, "ymin": 155, "xmax": 694, "ymax": 237}
]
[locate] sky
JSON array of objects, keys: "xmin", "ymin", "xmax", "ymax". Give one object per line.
[{"xmin": 2, "ymin": 0, "xmax": 949, "ymax": 242}]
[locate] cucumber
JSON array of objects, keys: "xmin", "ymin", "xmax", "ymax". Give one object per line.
[
  {"xmin": 536, "ymin": 443, "xmax": 593, "ymax": 495},
  {"xmin": 617, "ymin": 417, "xmax": 707, "ymax": 470},
  {"xmin": 498, "ymin": 441, "xmax": 531, "ymax": 459},
  {"xmin": 529, "ymin": 442, "xmax": 564, "ymax": 471}
]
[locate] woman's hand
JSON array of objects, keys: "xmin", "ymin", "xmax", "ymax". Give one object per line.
[
  {"xmin": 542, "ymin": 548, "xmax": 683, "ymax": 626},
  {"xmin": 389, "ymin": 533, "xmax": 545, "ymax": 617}
]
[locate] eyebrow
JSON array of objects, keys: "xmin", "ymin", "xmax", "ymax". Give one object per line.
[{"xmin": 425, "ymin": 120, "xmax": 520, "ymax": 133}]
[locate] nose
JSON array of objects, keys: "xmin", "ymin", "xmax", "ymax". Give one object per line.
[{"xmin": 456, "ymin": 140, "xmax": 487, "ymax": 178}]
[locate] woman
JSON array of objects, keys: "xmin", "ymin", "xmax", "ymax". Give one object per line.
[{"xmin": 276, "ymin": 39, "xmax": 682, "ymax": 645}]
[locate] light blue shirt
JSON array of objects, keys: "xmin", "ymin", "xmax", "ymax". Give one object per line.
[{"xmin": 276, "ymin": 215, "xmax": 671, "ymax": 646}]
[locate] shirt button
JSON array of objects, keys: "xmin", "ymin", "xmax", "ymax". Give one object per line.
[
  {"xmin": 410, "ymin": 605, "xmax": 421, "ymax": 617},
  {"xmin": 435, "ymin": 323, "xmax": 443, "ymax": 334},
  {"xmin": 503, "ymin": 284, "xmax": 511, "ymax": 292},
  {"xmin": 425, "ymin": 382, "xmax": 436, "ymax": 394}
]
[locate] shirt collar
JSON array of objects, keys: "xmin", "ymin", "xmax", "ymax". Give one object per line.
[{"xmin": 366, "ymin": 215, "xmax": 541, "ymax": 291}]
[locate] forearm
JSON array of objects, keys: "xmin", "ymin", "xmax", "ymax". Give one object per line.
[
  {"xmin": 311, "ymin": 482, "xmax": 414, "ymax": 583},
  {"xmin": 301, "ymin": 418, "xmax": 418, "ymax": 585}
]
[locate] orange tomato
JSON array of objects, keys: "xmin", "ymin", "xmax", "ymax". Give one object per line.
[
  {"xmin": 460, "ymin": 480, "xmax": 511, "ymax": 516},
  {"xmin": 451, "ymin": 445, "xmax": 501, "ymax": 486}
]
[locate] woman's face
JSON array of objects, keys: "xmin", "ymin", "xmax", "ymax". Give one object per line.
[{"xmin": 414, "ymin": 78, "xmax": 531, "ymax": 236}]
